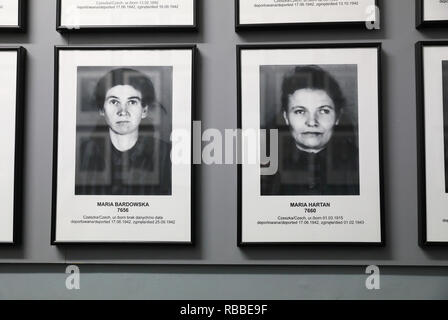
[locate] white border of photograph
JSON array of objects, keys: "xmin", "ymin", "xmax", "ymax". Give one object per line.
[
  {"xmin": 236, "ymin": 0, "xmax": 378, "ymax": 29},
  {"xmin": 52, "ymin": 46, "xmax": 195, "ymax": 244},
  {"xmin": 0, "ymin": 47, "xmax": 24, "ymax": 244},
  {"xmin": 238, "ymin": 43, "xmax": 384, "ymax": 245},
  {"xmin": 57, "ymin": 0, "xmax": 196, "ymax": 31},
  {"xmin": 417, "ymin": 42, "xmax": 448, "ymax": 245},
  {"xmin": 416, "ymin": 0, "xmax": 448, "ymax": 28},
  {"xmin": 0, "ymin": 0, "xmax": 24, "ymax": 30}
]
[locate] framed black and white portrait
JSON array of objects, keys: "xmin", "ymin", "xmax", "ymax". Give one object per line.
[
  {"xmin": 0, "ymin": 0, "xmax": 25, "ymax": 31},
  {"xmin": 235, "ymin": 0, "xmax": 379, "ymax": 30},
  {"xmin": 52, "ymin": 45, "xmax": 195, "ymax": 244},
  {"xmin": 416, "ymin": 41, "xmax": 448, "ymax": 245},
  {"xmin": 237, "ymin": 43, "xmax": 384, "ymax": 245},
  {"xmin": 56, "ymin": 0, "xmax": 197, "ymax": 31},
  {"xmin": 0, "ymin": 47, "xmax": 25, "ymax": 244},
  {"xmin": 416, "ymin": 0, "xmax": 448, "ymax": 28}
]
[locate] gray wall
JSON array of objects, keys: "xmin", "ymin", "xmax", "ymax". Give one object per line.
[
  {"xmin": 1, "ymin": 265, "xmax": 448, "ymax": 300},
  {"xmin": 1, "ymin": 0, "xmax": 448, "ymax": 299}
]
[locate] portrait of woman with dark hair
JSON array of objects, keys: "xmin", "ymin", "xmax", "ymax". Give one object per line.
[
  {"xmin": 261, "ymin": 65, "xmax": 360, "ymax": 196},
  {"xmin": 75, "ymin": 67, "xmax": 172, "ymax": 196}
]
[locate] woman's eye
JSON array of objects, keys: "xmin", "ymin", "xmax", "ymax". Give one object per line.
[
  {"xmin": 320, "ymin": 108, "xmax": 331, "ymax": 115},
  {"xmin": 293, "ymin": 109, "xmax": 305, "ymax": 115},
  {"xmin": 128, "ymin": 100, "xmax": 138, "ymax": 105},
  {"xmin": 109, "ymin": 99, "xmax": 119, "ymax": 105}
]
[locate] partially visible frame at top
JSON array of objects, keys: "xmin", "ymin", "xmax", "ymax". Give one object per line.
[
  {"xmin": 56, "ymin": 0, "xmax": 198, "ymax": 32},
  {"xmin": 415, "ymin": 41, "xmax": 448, "ymax": 246},
  {"xmin": 416, "ymin": 0, "xmax": 448, "ymax": 28},
  {"xmin": 0, "ymin": 0, "xmax": 26, "ymax": 32},
  {"xmin": 0, "ymin": 47, "xmax": 26, "ymax": 244},
  {"xmin": 235, "ymin": 0, "xmax": 379, "ymax": 30}
]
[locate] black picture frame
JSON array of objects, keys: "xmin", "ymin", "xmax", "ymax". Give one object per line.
[
  {"xmin": 0, "ymin": 0, "xmax": 26, "ymax": 32},
  {"xmin": 0, "ymin": 47, "xmax": 26, "ymax": 245},
  {"xmin": 51, "ymin": 45, "xmax": 196, "ymax": 245},
  {"xmin": 416, "ymin": 0, "xmax": 448, "ymax": 28},
  {"xmin": 56, "ymin": 0, "xmax": 198, "ymax": 32},
  {"xmin": 415, "ymin": 41, "xmax": 448, "ymax": 246},
  {"xmin": 237, "ymin": 43, "xmax": 385, "ymax": 246},
  {"xmin": 235, "ymin": 0, "xmax": 380, "ymax": 30}
]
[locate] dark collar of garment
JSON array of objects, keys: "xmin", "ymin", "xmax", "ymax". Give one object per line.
[
  {"xmin": 288, "ymin": 141, "xmax": 328, "ymax": 166},
  {"xmin": 260, "ymin": 131, "xmax": 360, "ymax": 196},
  {"xmin": 110, "ymin": 136, "xmax": 152, "ymax": 167}
]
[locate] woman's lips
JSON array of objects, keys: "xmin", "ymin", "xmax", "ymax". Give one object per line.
[{"xmin": 302, "ymin": 132, "xmax": 323, "ymax": 136}]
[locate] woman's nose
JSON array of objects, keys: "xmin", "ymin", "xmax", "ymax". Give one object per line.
[
  {"xmin": 117, "ymin": 104, "xmax": 129, "ymax": 116},
  {"xmin": 305, "ymin": 114, "xmax": 318, "ymax": 127}
]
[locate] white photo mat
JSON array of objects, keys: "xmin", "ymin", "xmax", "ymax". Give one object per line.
[
  {"xmin": 237, "ymin": 0, "xmax": 377, "ymax": 25},
  {"xmin": 0, "ymin": 51, "xmax": 18, "ymax": 243},
  {"xmin": 422, "ymin": 45, "xmax": 448, "ymax": 243},
  {"xmin": 54, "ymin": 48, "xmax": 193, "ymax": 243},
  {"xmin": 423, "ymin": 0, "xmax": 448, "ymax": 22},
  {"xmin": 59, "ymin": 0, "xmax": 195, "ymax": 28},
  {"xmin": 0, "ymin": 0, "xmax": 19, "ymax": 26},
  {"xmin": 239, "ymin": 46, "xmax": 382, "ymax": 244}
]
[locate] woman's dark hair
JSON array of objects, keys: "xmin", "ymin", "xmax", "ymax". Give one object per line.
[
  {"xmin": 281, "ymin": 65, "xmax": 345, "ymax": 115},
  {"xmin": 95, "ymin": 68, "xmax": 156, "ymax": 111}
]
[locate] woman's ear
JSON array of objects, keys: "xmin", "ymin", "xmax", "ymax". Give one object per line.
[
  {"xmin": 335, "ymin": 109, "xmax": 344, "ymax": 125},
  {"xmin": 141, "ymin": 105, "xmax": 149, "ymax": 119},
  {"xmin": 282, "ymin": 110, "xmax": 289, "ymax": 126}
]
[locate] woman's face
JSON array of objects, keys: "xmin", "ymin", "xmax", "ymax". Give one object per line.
[
  {"xmin": 100, "ymin": 85, "xmax": 148, "ymax": 136},
  {"xmin": 283, "ymin": 88, "xmax": 339, "ymax": 152}
]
